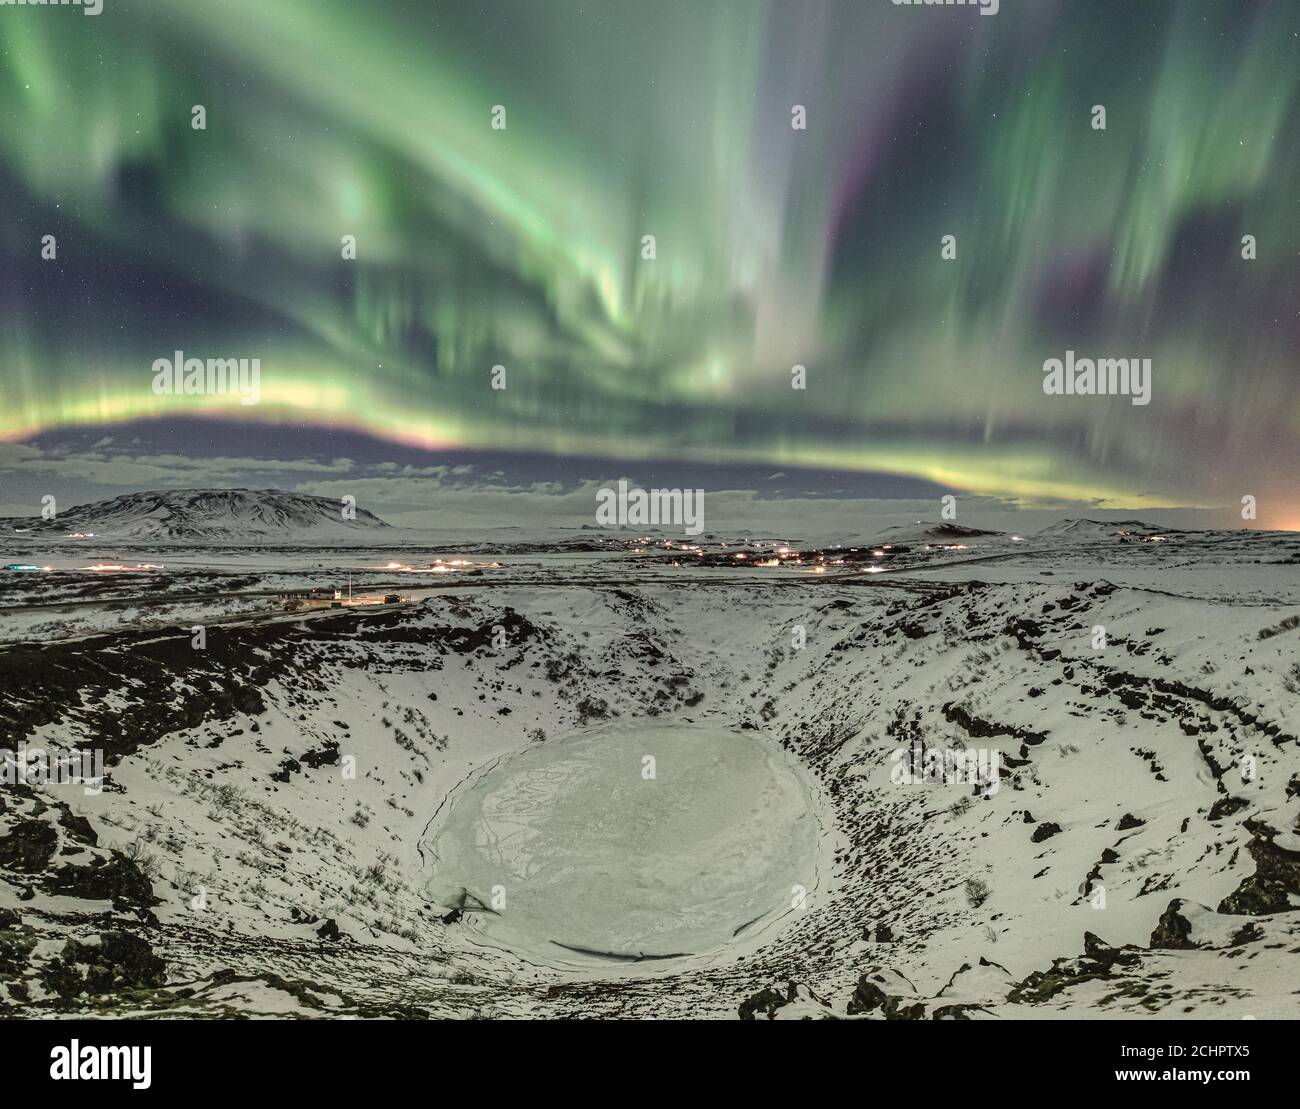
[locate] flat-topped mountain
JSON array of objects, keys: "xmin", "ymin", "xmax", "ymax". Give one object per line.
[{"xmin": 2, "ymin": 488, "xmax": 391, "ymax": 541}]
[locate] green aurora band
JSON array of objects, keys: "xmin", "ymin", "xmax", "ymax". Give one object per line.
[{"xmin": 1, "ymin": 0, "xmax": 1299, "ymax": 520}]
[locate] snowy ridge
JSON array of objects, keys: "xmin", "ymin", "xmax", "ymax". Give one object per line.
[
  {"xmin": 1, "ymin": 489, "xmax": 391, "ymax": 542},
  {"xmin": 1, "ymin": 530, "xmax": 1298, "ymax": 1019},
  {"xmin": 1036, "ymin": 518, "xmax": 1176, "ymax": 539},
  {"xmin": 864, "ymin": 522, "xmax": 1005, "ymax": 546}
]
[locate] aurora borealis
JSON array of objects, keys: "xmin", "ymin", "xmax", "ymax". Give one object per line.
[{"xmin": 1, "ymin": 0, "xmax": 1299, "ymax": 526}]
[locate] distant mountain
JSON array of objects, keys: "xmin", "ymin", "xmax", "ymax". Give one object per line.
[
  {"xmin": 866, "ymin": 521, "xmax": 1005, "ymax": 546},
  {"xmin": 1, "ymin": 489, "xmax": 391, "ymax": 541},
  {"xmin": 1036, "ymin": 518, "xmax": 1175, "ymax": 539}
]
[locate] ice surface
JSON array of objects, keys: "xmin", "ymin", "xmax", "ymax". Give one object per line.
[{"xmin": 423, "ymin": 722, "xmax": 823, "ymax": 961}]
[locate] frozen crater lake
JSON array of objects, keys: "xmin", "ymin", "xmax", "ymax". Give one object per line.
[{"xmin": 423, "ymin": 722, "xmax": 824, "ymax": 962}]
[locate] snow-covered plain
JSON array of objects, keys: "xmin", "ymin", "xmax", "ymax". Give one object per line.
[
  {"xmin": 1, "ymin": 512, "xmax": 1298, "ymax": 1020},
  {"xmin": 423, "ymin": 721, "xmax": 825, "ymax": 964}
]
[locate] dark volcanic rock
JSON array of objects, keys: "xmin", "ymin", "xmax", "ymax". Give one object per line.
[
  {"xmin": 846, "ymin": 975, "xmax": 889, "ymax": 1016},
  {"xmin": 44, "ymin": 854, "xmax": 159, "ymax": 910},
  {"xmin": 58, "ymin": 810, "xmax": 99, "ymax": 846},
  {"xmin": 1149, "ymin": 899, "xmax": 1199, "ymax": 948},
  {"xmin": 1207, "ymin": 795, "xmax": 1250, "ymax": 822},
  {"xmin": 1031, "ymin": 822, "xmax": 1062, "ymax": 843},
  {"xmin": 845, "ymin": 969, "xmax": 930, "ymax": 1019},
  {"xmin": 739, "ymin": 982, "xmax": 795, "ymax": 1020},
  {"xmin": 0, "ymin": 820, "xmax": 58, "ymax": 872},
  {"xmin": 1243, "ymin": 825, "xmax": 1300, "ymax": 894},
  {"xmin": 1217, "ymin": 875, "xmax": 1292, "ymax": 916},
  {"xmin": 1081, "ymin": 932, "xmax": 1142, "ymax": 971},
  {"xmin": 39, "ymin": 931, "xmax": 166, "ymax": 1001},
  {"xmin": 738, "ymin": 981, "xmax": 831, "ymax": 1020},
  {"xmin": 942, "ymin": 702, "xmax": 1048, "ymax": 746}
]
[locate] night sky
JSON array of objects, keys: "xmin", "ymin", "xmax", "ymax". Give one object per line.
[{"xmin": 1, "ymin": 0, "xmax": 1298, "ymax": 529}]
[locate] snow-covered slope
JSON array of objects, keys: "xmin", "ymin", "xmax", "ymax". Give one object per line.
[
  {"xmin": 1036, "ymin": 518, "xmax": 1176, "ymax": 539},
  {"xmin": 1, "ymin": 530, "xmax": 1298, "ymax": 1019},
  {"xmin": 1, "ymin": 489, "xmax": 390, "ymax": 542},
  {"xmin": 865, "ymin": 521, "xmax": 1005, "ymax": 546}
]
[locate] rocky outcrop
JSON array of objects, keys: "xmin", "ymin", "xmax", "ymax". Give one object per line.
[
  {"xmin": 1150, "ymin": 900, "xmax": 1199, "ymax": 949},
  {"xmin": 0, "ymin": 820, "xmax": 58, "ymax": 872},
  {"xmin": 1031, "ymin": 821, "xmax": 1062, "ymax": 843},
  {"xmin": 38, "ymin": 932, "xmax": 166, "ymax": 1003},
  {"xmin": 1217, "ymin": 876, "xmax": 1292, "ymax": 916},
  {"xmin": 1008, "ymin": 932, "xmax": 1142, "ymax": 1004},
  {"xmin": 841, "ymin": 966, "xmax": 984, "ymax": 1019},
  {"xmin": 739, "ymin": 981, "xmax": 832, "ymax": 1020},
  {"xmin": 1212, "ymin": 822, "xmax": 1300, "ymax": 915}
]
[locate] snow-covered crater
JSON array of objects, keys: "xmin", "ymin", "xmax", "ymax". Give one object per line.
[{"xmin": 422, "ymin": 722, "xmax": 826, "ymax": 965}]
